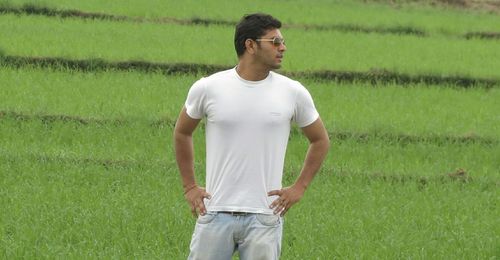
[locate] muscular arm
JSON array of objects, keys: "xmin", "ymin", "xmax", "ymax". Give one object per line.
[
  {"xmin": 174, "ymin": 107, "xmax": 210, "ymax": 217},
  {"xmin": 293, "ymin": 117, "xmax": 330, "ymax": 190},
  {"xmin": 268, "ymin": 117, "xmax": 330, "ymax": 216}
]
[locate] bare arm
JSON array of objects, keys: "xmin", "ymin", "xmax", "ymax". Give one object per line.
[
  {"xmin": 268, "ymin": 117, "xmax": 330, "ymax": 216},
  {"xmin": 174, "ymin": 107, "xmax": 210, "ymax": 217}
]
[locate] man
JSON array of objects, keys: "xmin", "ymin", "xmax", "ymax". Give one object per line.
[{"xmin": 174, "ymin": 13, "xmax": 329, "ymax": 259}]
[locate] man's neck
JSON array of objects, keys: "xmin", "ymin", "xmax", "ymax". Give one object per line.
[{"xmin": 236, "ymin": 62, "xmax": 270, "ymax": 81}]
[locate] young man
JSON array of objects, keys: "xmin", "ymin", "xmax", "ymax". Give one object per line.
[{"xmin": 174, "ymin": 13, "xmax": 329, "ymax": 259}]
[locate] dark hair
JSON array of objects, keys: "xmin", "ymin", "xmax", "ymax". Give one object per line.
[{"xmin": 234, "ymin": 13, "xmax": 282, "ymax": 57}]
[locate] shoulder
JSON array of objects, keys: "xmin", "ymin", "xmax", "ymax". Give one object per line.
[
  {"xmin": 189, "ymin": 68, "xmax": 234, "ymax": 94},
  {"xmin": 270, "ymin": 71, "xmax": 295, "ymax": 83},
  {"xmin": 270, "ymin": 71, "xmax": 308, "ymax": 93},
  {"xmin": 199, "ymin": 68, "xmax": 234, "ymax": 85}
]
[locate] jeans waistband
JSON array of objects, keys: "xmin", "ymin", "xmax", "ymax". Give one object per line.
[{"xmin": 218, "ymin": 211, "xmax": 253, "ymax": 216}]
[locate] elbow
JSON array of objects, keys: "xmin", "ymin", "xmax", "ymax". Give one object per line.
[
  {"xmin": 323, "ymin": 136, "xmax": 331, "ymax": 153},
  {"xmin": 174, "ymin": 130, "xmax": 189, "ymax": 143},
  {"xmin": 311, "ymin": 135, "xmax": 330, "ymax": 153},
  {"xmin": 318, "ymin": 132, "xmax": 330, "ymax": 154},
  {"xmin": 174, "ymin": 127, "xmax": 193, "ymax": 144}
]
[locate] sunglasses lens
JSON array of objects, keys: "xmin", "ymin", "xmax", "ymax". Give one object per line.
[{"xmin": 273, "ymin": 38, "xmax": 284, "ymax": 46}]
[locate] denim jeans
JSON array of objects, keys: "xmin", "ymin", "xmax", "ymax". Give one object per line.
[{"xmin": 188, "ymin": 212, "xmax": 283, "ymax": 260}]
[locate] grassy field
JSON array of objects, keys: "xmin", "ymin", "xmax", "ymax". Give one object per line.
[
  {"xmin": 1, "ymin": 14, "xmax": 500, "ymax": 77},
  {"xmin": 1, "ymin": 0, "xmax": 499, "ymax": 259},
  {"xmin": 2, "ymin": 156, "xmax": 496, "ymax": 259},
  {"xmin": 1, "ymin": 113, "xmax": 498, "ymax": 177},
  {"xmin": 1, "ymin": 116, "xmax": 498, "ymax": 258},
  {"xmin": 3, "ymin": 0, "xmax": 499, "ymax": 35},
  {"xmin": 1, "ymin": 67, "xmax": 498, "ymax": 137}
]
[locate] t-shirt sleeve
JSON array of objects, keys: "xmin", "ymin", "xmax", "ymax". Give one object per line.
[
  {"xmin": 293, "ymin": 83, "xmax": 319, "ymax": 127},
  {"xmin": 184, "ymin": 79, "xmax": 207, "ymax": 119}
]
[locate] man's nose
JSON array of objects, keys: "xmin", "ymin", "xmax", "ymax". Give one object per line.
[{"xmin": 278, "ymin": 43, "xmax": 286, "ymax": 52}]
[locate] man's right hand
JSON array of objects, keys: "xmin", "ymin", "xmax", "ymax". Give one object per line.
[{"xmin": 184, "ymin": 185, "xmax": 211, "ymax": 217}]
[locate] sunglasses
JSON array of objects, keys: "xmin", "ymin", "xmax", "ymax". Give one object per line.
[{"xmin": 255, "ymin": 37, "xmax": 285, "ymax": 47}]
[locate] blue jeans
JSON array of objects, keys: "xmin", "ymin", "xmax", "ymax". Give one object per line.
[{"xmin": 188, "ymin": 212, "xmax": 283, "ymax": 260}]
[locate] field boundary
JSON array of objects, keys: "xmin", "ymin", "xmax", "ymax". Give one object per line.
[
  {"xmin": 0, "ymin": 4, "xmax": 425, "ymax": 36},
  {"xmin": 331, "ymin": 168, "xmax": 499, "ymax": 188},
  {"xmin": 0, "ymin": 55, "xmax": 229, "ymax": 75},
  {"xmin": 0, "ymin": 110, "xmax": 176, "ymax": 127},
  {"xmin": 1, "ymin": 4, "xmax": 499, "ymax": 39},
  {"xmin": 327, "ymin": 131, "xmax": 497, "ymax": 145},
  {"xmin": 1, "ymin": 111, "xmax": 497, "ymax": 145},
  {"xmin": 3, "ymin": 152, "xmax": 498, "ymax": 188},
  {"xmin": 369, "ymin": 0, "xmax": 500, "ymax": 14},
  {"xmin": 1, "ymin": 55, "xmax": 498, "ymax": 88},
  {"xmin": 0, "ymin": 152, "xmax": 171, "ymax": 170}
]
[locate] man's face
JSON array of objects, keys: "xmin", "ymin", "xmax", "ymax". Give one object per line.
[{"xmin": 254, "ymin": 29, "xmax": 287, "ymax": 70}]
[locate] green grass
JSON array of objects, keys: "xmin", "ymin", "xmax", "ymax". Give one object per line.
[
  {"xmin": 1, "ymin": 111, "xmax": 498, "ymax": 258},
  {"xmin": 1, "ymin": 0, "xmax": 499, "ymax": 258},
  {"xmin": 306, "ymin": 80, "xmax": 500, "ymax": 139},
  {"xmin": 3, "ymin": 0, "xmax": 499, "ymax": 35},
  {"xmin": 1, "ymin": 115, "xmax": 498, "ymax": 181},
  {"xmin": 1, "ymin": 149, "xmax": 497, "ymax": 258},
  {"xmin": 0, "ymin": 66, "xmax": 192, "ymax": 121},
  {"xmin": 2, "ymin": 79, "xmax": 499, "ymax": 259},
  {"xmin": 285, "ymin": 172, "xmax": 498, "ymax": 259},
  {"xmin": 1, "ymin": 14, "xmax": 500, "ymax": 78},
  {"xmin": 0, "ymin": 155, "xmax": 189, "ymax": 258},
  {"xmin": 1, "ymin": 66, "xmax": 498, "ymax": 138}
]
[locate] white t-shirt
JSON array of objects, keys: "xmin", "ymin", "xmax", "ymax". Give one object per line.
[{"xmin": 185, "ymin": 68, "xmax": 319, "ymax": 214}]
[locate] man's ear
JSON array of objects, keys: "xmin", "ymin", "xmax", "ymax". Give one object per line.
[{"xmin": 245, "ymin": 39, "xmax": 256, "ymax": 55}]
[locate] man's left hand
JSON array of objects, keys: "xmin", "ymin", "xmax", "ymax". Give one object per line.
[{"xmin": 268, "ymin": 184, "xmax": 306, "ymax": 216}]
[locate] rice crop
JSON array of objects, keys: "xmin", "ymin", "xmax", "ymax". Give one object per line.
[
  {"xmin": 2, "ymin": 0, "xmax": 499, "ymax": 35},
  {"xmin": 1, "ymin": 0, "xmax": 499, "ymax": 258},
  {"xmin": 1, "ymin": 147, "xmax": 497, "ymax": 259},
  {"xmin": 1, "ymin": 14, "xmax": 500, "ymax": 77},
  {"xmin": 1, "ymin": 67, "xmax": 498, "ymax": 138}
]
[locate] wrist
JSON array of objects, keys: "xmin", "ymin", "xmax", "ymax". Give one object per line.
[
  {"xmin": 292, "ymin": 181, "xmax": 308, "ymax": 192},
  {"xmin": 183, "ymin": 183, "xmax": 197, "ymax": 194}
]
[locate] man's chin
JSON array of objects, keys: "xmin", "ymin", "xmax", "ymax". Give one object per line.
[{"xmin": 271, "ymin": 63, "xmax": 282, "ymax": 70}]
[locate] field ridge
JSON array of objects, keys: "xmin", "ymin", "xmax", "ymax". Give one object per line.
[
  {"xmin": 1, "ymin": 55, "xmax": 498, "ymax": 88},
  {"xmin": 2, "ymin": 110, "xmax": 497, "ymax": 145},
  {"xmin": 3, "ymin": 152, "xmax": 498, "ymax": 188},
  {"xmin": 1, "ymin": 3, "xmax": 499, "ymax": 39},
  {"xmin": 331, "ymin": 168, "xmax": 498, "ymax": 187}
]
